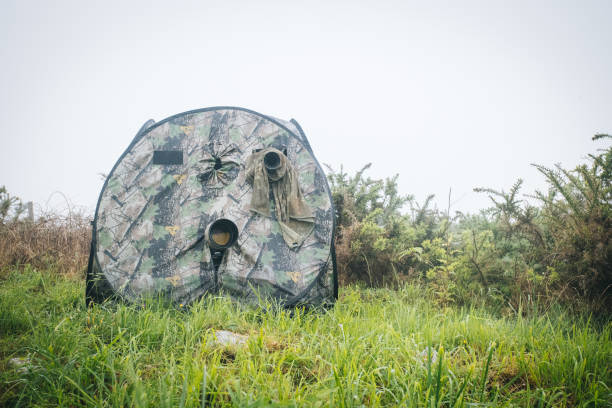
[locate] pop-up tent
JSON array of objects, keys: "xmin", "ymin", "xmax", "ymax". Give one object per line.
[{"xmin": 86, "ymin": 107, "xmax": 337, "ymax": 307}]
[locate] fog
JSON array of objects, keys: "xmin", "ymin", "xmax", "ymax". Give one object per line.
[{"xmin": 1, "ymin": 0, "xmax": 611, "ymax": 214}]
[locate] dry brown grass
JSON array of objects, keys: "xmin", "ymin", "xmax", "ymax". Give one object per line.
[{"xmin": 0, "ymin": 210, "xmax": 91, "ymax": 276}]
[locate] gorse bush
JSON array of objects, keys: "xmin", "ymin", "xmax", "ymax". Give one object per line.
[
  {"xmin": 532, "ymin": 134, "xmax": 611, "ymax": 308},
  {"xmin": 468, "ymin": 135, "xmax": 611, "ymax": 312},
  {"xmin": 328, "ymin": 136, "xmax": 611, "ymax": 313},
  {"xmin": 326, "ymin": 164, "xmax": 445, "ymax": 287}
]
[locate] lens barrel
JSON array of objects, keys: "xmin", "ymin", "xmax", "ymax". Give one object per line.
[
  {"xmin": 263, "ymin": 151, "xmax": 282, "ymax": 171},
  {"xmin": 208, "ymin": 219, "xmax": 238, "ymax": 250}
]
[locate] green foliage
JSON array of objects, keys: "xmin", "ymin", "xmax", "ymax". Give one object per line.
[
  {"xmin": 327, "ymin": 164, "xmax": 452, "ymax": 287},
  {"xmin": 1, "ymin": 268, "xmax": 610, "ymax": 407},
  {"xmin": 326, "ymin": 163, "xmax": 410, "ymax": 227},
  {"xmin": 468, "ymin": 134, "xmax": 611, "ymax": 311},
  {"xmin": 531, "ymin": 134, "xmax": 612, "ymax": 309},
  {"xmin": 328, "ymin": 136, "xmax": 611, "ymax": 313}
]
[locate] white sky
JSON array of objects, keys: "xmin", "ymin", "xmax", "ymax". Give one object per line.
[{"xmin": 1, "ymin": 0, "xmax": 611, "ymax": 215}]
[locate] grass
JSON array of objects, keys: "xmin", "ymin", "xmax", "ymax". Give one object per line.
[{"xmin": 1, "ymin": 267, "xmax": 610, "ymax": 407}]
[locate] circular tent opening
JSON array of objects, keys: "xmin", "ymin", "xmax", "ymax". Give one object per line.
[{"xmin": 208, "ymin": 219, "xmax": 238, "ymax": 249}]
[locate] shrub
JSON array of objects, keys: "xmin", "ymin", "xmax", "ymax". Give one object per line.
[
  {"xmin": 327, "ymin": 135, "xmax": 611, "ymax": 313},
  {"xmin": 532, "ymin": 134, "xmax": 611, "ymax": 311}
]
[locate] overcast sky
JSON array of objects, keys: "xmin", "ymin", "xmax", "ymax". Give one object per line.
[{"xmin": 1, "ymin": 0, "xmax": 611, "ymax": 215}]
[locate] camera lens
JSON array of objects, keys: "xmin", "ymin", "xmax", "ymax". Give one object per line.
[
  {"xmin": 263, "ymin": 151, "xmax": 281, "ymax": 171},
  {"xmin": 208, "ymin": 219, "xmax": 238, "ymax": 249}
]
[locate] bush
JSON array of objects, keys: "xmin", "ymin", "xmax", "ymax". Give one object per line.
[
  {"xmin": 327, "ymin": 136, "xmax": 612, "ymax": 313},
  {"xmin": 533, "ymin": 134, "xmax": 611, "ymax": 311}
]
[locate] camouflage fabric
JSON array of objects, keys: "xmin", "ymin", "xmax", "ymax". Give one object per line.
[
  {"xmin": 246, "ymin": 147, "xmax": 314, "ymax": 249},
  {"xmin": 88, "ymin": 107, "xmax": 336, "ymax": 307}
]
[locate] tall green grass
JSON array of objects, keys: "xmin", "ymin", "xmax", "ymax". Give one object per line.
[{"xmin": 1, "ymin": 267, "xmax": 610, "ymax": 407}]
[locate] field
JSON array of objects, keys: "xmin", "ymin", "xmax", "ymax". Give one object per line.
[{"xmin": 1, "ymin": 267, "xmax": 610, "ymax": 407}]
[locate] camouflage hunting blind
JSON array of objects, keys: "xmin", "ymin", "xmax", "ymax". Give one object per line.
[{"xmin": 86, "ymin": 107, "xmax": 337, "ymax": 308}]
